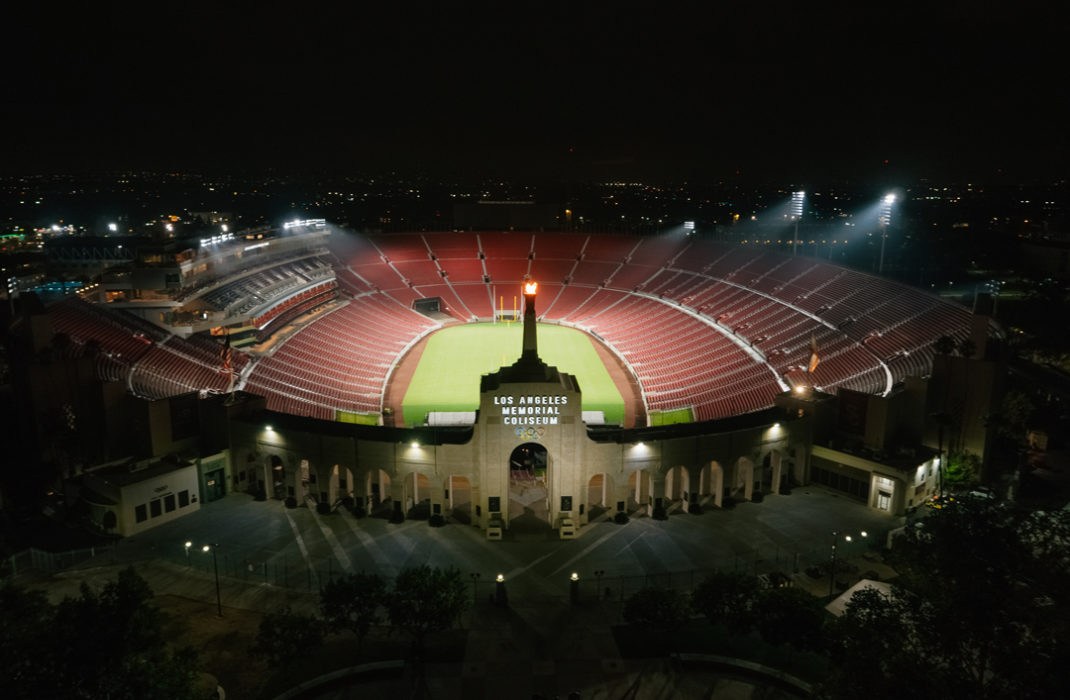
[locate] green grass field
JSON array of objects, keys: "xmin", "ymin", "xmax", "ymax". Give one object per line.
[
  {"xmin": 402, "ymin": 323, "xmax": 625, "ymax": 426},
  {"xmin": 649, "ymin": 406, "xmax": 696, "ymax": 426}
]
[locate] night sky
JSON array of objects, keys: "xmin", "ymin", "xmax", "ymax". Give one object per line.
[{"xmin": 5, "ymin": 2, "xmax": 1066, "ymax": 181}]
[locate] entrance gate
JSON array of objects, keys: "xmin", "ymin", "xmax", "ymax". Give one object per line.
[{"xmin": 508, "ymin": 443, "xmax": 550, "ymax": 532}]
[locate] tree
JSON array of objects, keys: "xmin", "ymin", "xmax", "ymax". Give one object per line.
[
  {"xmin": 320, "ymin": 572, "xmax": 386, "ymax": 655},
  {"xmin": 0, "ymin": 567, "xmax": 200, "ymax": 700},
  {"xmin": 250, "ymin": 606, "xmax": 324, "ymax": 668},
  {"xmin": 623, "ymin": 586, "xmax": 689, "ymax": 643},
  {"xmin": 824, "ymin": 500, "xmax": 1070, "ymax": 700},
  {"xmin": 386, "ymin": 565, "xmax": 468, "ymax": 656},
  {"xmin": 690, "ymin": 571, "xmax": 759, "ymax": 634},
  {"xmin": 943, "ymin": 450, "xmax": 980, "ymax": 487},
  {"xmin": 933, "ymin": 335, "xmax": 957, "ymax": 357},
  {"xmin": 751, "ymin": 586, "xmax": 826, "ymax": 650}
]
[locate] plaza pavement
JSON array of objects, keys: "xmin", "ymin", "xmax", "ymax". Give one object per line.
[
  {"xmin": 30, "ymin": 486, "xmax": 898, "ymax": 699},
  {"xmin": 109, "ymin": 485, "xmax": 898, "ymax": 604}
]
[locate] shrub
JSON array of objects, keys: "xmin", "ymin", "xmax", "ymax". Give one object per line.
[
  {"xmin": 284, "ymin": 496, "xmax": 297, "ymax": 509},
  {"xmin": 315, "ymin": 502, "xmax": 331, "ymax": 515},
  {"xmin": 428, "ymin": 514, "xmax": 446, "ymax": 527},
  {"xmin": 688, "ymin": 502, "xmax": 704, "ymax": 515},
  {"xmin": 614, "ymin": 511, "xmax": 630, "ymax": 524}
]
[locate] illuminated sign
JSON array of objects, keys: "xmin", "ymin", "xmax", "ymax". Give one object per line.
[{"xmin": 494, "ymin": 394, "xmax": 568, "ymax": 426}]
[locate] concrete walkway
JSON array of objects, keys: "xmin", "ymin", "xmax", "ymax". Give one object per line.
[{"xmin": 20, "ymin": 486, "xmax": 894, "ymax": 698}]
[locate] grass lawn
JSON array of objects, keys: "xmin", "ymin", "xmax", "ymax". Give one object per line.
[
  {"xmin": 649, "ymin": 406, "xmax": 696, "ymax": 426},
  {"xmin": 402, "ymin": 322, "xmax": 624, "ymax": 426}
]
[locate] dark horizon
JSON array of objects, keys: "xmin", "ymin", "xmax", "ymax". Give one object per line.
[{"xmin": 4, "ymin": 4, "xmax": 1066, "ymax": 182}]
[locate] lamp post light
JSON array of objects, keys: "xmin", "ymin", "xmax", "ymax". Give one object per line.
[
  {"xmin": 203, "ymin": 544, "xmax": 222, "ymax": 617},
  {"xmin": 495, "ymin": 573, "xmax": 507, "ymax": 607},
  {"xmin": 828, "ymin": 530, "xmax": 868, "ymax": 598},
  {"xmin": 790, "ymin": 191, "xmax": 805, "ymax": 257},
  {"xmin": 878, "ymin": 193, "xmax": 895, "ymax": 275},
  {"xmin": 469, "ymin": 572, "xmax": 480, "ymax": 604},
  {"xmin": 570, "ymin": 572, "xmax": 580, "ymax": 605},
  {"xmin": 184, "ymin": 540, "xmax": 192, "ymax": 566}
]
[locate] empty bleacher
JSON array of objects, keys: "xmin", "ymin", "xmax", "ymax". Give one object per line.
[{"xmin": 52, "ymin": 230, "xmax": 988, "ymax": 424}]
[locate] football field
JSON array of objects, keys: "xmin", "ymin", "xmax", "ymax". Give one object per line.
[{"xmin": 401, "ymin": 323, "xmax": 625, "ymax": 426}]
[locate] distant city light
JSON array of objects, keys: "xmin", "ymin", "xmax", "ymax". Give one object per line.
[
  {"xmin": 683, "ymin": 220, "xmax": 695, "ymax": 230},
  {"xmin": 107, "ymin": 222, "xmax": 118, "ymax": 232}
]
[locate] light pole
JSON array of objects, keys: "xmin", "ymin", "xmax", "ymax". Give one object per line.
[
  {"xmin": 878, "ymin": 193, "xmax": 895, "ymax": 275},
  {"xmin": 790, "ymin": 191, "xmax": 805, "ymax": 257},
  {"xmin": 203, "ymin": 544, "xmax": 222, "ymax": 617},
  {"xmin": 184, "ymin": 540, "xmax": 192, "ymax": 566},
  {"xmin": 570, "ymin": 572, "xmax": 580, "ymax": 605},
  {"xmin": 495, "ymin": 573, "xmax": 507, "ymax": 607},
  {"xmin": 828, "ymin": 530, "xmax": 868, "ymax": 598},
  {"xmin": 469, "ymin": 572, "xmax": 480, "ymax": 604}
]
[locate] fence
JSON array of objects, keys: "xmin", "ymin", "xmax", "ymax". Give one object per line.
[{"xmin": 1, "ymin": 545, "xmax": 118, "ymax": 578}]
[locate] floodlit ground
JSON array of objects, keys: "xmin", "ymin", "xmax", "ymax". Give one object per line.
[{"xmin": 401, "ymin": 323, "xmax": 625, "ymax": 425}]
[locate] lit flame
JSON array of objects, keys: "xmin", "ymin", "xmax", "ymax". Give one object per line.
[{"xmin": 524, "ymin": 281, "xmax": 538, "ymax": 295}]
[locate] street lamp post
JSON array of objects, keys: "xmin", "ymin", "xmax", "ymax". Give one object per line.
[
  {"xmin": 790, "ymin": 191, "xmax": 805, "ymax": 257},
  {"xmin": 878, "ymin": 193, "xmax": 895, "ymax": 275},
  {"xmin": 570, "ymin": 572, "xmax": 580, "ymax": 605},
  {"xmin": 828, "ymin": 530, "xmax": 868, "ymax": 598},
  {"xmin": 495, "ymin": 573, "xmax": 507, "ymax": 607},
  {"xmin": 184, "ymin": 541, "xmax": 192, "ymax": 566},
  {"xmin": 469, "ymin": 572, "xmax": 480, "ymax": 604},
  {"xmin": 203, "ymin": 544, "xmax": 222, "ymax": 617}
]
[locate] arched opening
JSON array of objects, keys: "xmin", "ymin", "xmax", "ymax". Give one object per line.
[
  {"xmin": 733, "ymin": 457, "xmax": 755, "ymax": 501},
  {"xmin": 269, "ymin": 454, "xmax": 285, "ymax": 500},
  {"xmin": 758, "ymin": 452, "xmax": 773, "ymax": 495},
  {"xmin": 665, "ymin": 465, "xmax": 691, "ymax": 504},
  {"xmin": 703, "ymin": 461, "xmax": 724, "ymax": 508},
  {"xmin": 508, "ymin": 442, "xmax": 550, "ymax": 532},
  {"xmin": 367, "ymin": 468, "xmax": 392, "ymax": 517},
  {"xmin": 446, "ymin": 474, "xmax": 472, "ymax": 524},
  {"xmin": 627, "ymin": 468, "xmax": 653, "ymax": 514},
  {"xmin": 586, "ymin": 472, "xmax": 614, "ymax": 520},
  {"xmin": 403, "ymin": 472, "xmax": 432, "ymax": 519}
]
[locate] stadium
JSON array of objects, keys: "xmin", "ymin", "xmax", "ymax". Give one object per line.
[{"xmin": 44, "ymin": 225, "xmax": 1000, "ymax": 537}]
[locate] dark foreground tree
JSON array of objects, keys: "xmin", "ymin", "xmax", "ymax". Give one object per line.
[
  {"xmin": 320, "ymin": 572, "xmax": 386, "ymax": 655},
  {"xmin": 386, "ymin": 565, "xmax": 468, "ymax": 657},
  {"xmin": 0, "ymin": 567, "xmax": 199, "ymax": 700},
  {"xmin": 690, "ymin": 571, "xmax": 759, "ymax": 634},
  {"xmin": 623, "ymin": 586, "xmax": 689, "ymax": 649},
  {"xmin": 250, "ymin": 606, "xmax": 324, "ymax": 668},
  {"xmin": 751, "ymin": 586, "xmax": 827, "ymax": 650},
  {"xmin": 823, "ymin": 500, "xmax": 1070, "ymax": 700}
]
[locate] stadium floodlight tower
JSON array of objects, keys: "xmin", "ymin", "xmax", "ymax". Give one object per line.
[
  {"xmin": 790, "ymin": 191, "xmax": 805, "ymax": 256},
  {"xmin": 878, "ymin": 193, "xmax": 896, "ymax": 274}
]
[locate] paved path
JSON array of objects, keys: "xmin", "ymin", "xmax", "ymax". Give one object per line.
[
  {"xmin": 25, "ymin": 486, "xmax": 895, "ymax": 699},
  {"xmin": 106, "ymin": 486, "xmax": 898, "ymax": 603}
]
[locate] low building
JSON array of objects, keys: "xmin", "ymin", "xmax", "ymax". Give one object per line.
[{"xmin": 71, "ymin": 455, "xmax": 204, "ymax": 537}]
